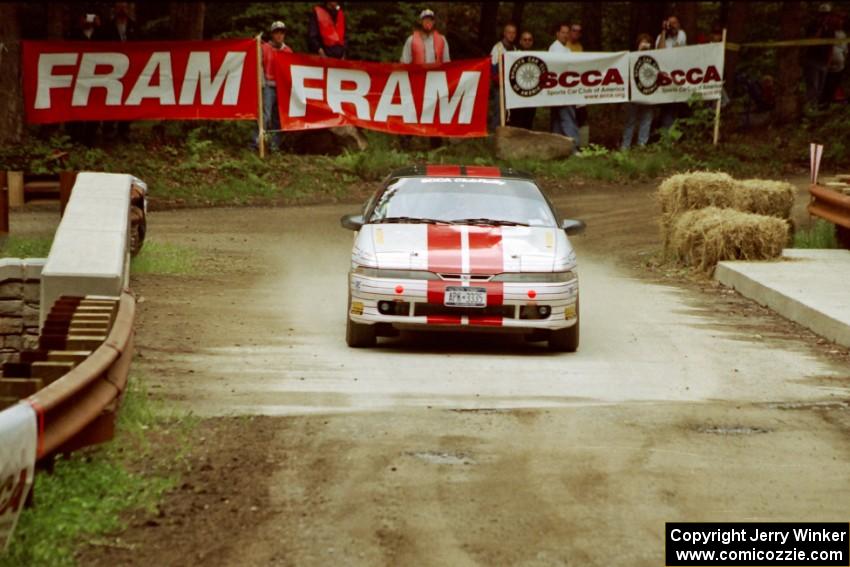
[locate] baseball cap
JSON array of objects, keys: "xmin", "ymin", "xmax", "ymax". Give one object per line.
[
  {"xmin": 420, "ymin": 9, "xmax": 435, "ymax": 20},
  {"xmin": 270, "ymin": 20, "xmax": 286, "ymax": 32}
]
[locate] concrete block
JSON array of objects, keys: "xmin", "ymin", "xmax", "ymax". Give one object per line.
[
  {"xmin": 715, "ymin": 249, "xmax": 850, "ymax": 349},
  {"xmin": 0, "ymin": 282, "xmax": 23, "ymax": 300},
  {"xmin": 0, "ymin": 300, "xmax": 23, "ymax": 317},
  {"xmin": 0, "ymin": 259, "xmax": 23, "ymax": 282}
]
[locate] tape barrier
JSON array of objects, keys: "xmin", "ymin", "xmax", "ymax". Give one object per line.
[{"xmin": 727, "ymin": 37, "xmax": 850, "ymax": 52}]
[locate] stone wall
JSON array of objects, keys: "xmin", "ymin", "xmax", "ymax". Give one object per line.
[{"xmin": 0, "ymin": 258, "xmax": 45, "ymax": 365}]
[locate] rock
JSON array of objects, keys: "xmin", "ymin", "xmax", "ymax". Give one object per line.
[
  {"xmin": 22, "ymin": 304, "xmax": 38, "ymax": 327},
  {"xmin": 0, "ymin": 316, "xmax": 22, "ymax": 334},
  {"xmin": 23, "ymin": 282, "xmax": 39, "ymax": 304},
  {"xmin": 0, "ymin": 300, "xmax": 22, "ymax": 317},
  {"xmin": 0, "ymin": 282, "xmax": 23, "ymax": 300},
  {"xmin": 493, "ymin": 126, "xmax": 575, "ymax": 161},
  {"xmin": 291, "ymin": 126, "xmax": 368, "ymax": 155}
]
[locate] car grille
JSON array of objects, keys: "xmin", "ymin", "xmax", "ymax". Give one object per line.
[{"xmin": 414, "ymin": 304, "xmax": 515, "ymax": 318}]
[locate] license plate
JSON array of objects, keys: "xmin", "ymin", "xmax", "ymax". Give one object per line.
[{"xmin": 444, "ymin": 286, "xmax": 487, "ymax": 308}]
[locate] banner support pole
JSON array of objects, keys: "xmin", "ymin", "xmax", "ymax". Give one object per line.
[
  {"xmin": 255, "ymin": 34, "xmax": 266, "ymax": 159},
  {"xmin": 499, "ymin": 52, "xmax": 506, "ymax": 128},
  {"xmin": 713, "ymin": 28, "xmax": 727, "ymax": 146}
]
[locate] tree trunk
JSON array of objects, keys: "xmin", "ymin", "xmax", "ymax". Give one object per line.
[
  {"xmin": 170, "ymin": 2, "xmax": 206, "ymax": 40},
  {"xmin": 0, "ymin": 3, "xmax": 23, "ymax": 146},
  {"xmin": 676, "ymin": 1, "xmax": 699, "ymax": 42},
  {"xmin": 723, "ymin": 1, "xmax": 750, "ymax": 93},
  {"xmin": 776, "ymin": 1, "xmax": 803, "ymax": 124},
  {"xmin": 46, "ymin": 3, "xmax": 70, "ymax": 40},
  {"xmin": 581, "ymin": 2, "xmax": 602, "ymax": 51},
  {"xmin": 478, "ymin": 1, "xmax": 499, "ymax": 53},
  {"xmin": 630, "ymin": 1, "xmax": 667, "ymax": 47},
  {"xmin": 512, "ymin": 1, "xmax": 526, "ymax": 30}
]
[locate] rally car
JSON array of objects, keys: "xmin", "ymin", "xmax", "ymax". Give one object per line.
[{"xmin": 340, "ymin": 165, "xmax": 585, "ymax": 351}]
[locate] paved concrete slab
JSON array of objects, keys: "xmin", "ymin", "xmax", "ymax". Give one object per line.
[{"xmin": 715, "ymin": 249, "xmax": 850, "ymax": 348}]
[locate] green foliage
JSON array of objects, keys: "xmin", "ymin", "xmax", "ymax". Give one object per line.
[
  {"xmin": 334, "ymin": 149, "xmax": 409, "ymax": 181},
  {"xmin": 0, "ymin": 236, "xmax": 53, "ymax": 259},
  {"xmin": 0, "ymin": 379, "xmax": 176, "ymax": 567},
  {"xmin": 131, "ymin": 242, "xmax": 197, "ymax": 275},
  {"xmin": 794, "ymin": 220, "xmax": 838, "ymax": 249}
]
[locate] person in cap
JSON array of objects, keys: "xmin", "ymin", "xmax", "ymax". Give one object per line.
[
  {"xmin": 308, "ymin": 1, "xmax": 346, "ymax": 59},
  {"xmin": 401, "ymin": 9, "xmax": 451, "ymax": 64},
  {"xmin": 256, "ymin": 21, "xmax": 293, "ymax": 152}
]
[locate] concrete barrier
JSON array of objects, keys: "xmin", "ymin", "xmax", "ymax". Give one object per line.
[{"xmin": 40, "ymin": 173, "xmax": 131, "ymax": 328}]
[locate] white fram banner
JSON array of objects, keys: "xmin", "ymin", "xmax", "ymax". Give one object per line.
[
  {"xmin": 629, "ymin": 43, "xmax": 725, "ymax": 104},
  {"xmin": 503, "ymin": 51, "xmax": 630, "ymax": 109},
  {"xmin": 0, "ymin": 403, "xmax": 38, "ymax": 551}
]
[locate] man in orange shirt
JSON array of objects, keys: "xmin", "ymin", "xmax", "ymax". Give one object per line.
[{"xmin": 257, "ymin": 21, "xmax": 293, "ymax": 152}]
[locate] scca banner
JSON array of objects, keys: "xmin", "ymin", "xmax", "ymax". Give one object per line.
[
  {"xmin": 0, "ymin": 403, "xmax": 38, "ymax": 551},
  {"xmin": 504, "ymin": 51, "xmax": 629, "ymax": 109},
  {"xmin": 22, "ymin": 40, "xmax": 258, "ymax": 124},
  {"xmin": 629, "ymin": 43, "xmax": 725, "ymax": 103},
  {"xmin": 274, "ymin": 53, "xmax": 490, "ymax": 137}
]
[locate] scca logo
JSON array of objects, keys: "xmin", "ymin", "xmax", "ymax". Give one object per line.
[
  {"xmin": 634, "ymin": 54, "xmax": 722, "ymax": 95},
  {"xmin": 509, "ymin": 55, "xmax": 624, "ymax": 97}
]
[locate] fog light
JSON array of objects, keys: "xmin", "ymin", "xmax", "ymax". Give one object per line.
[
  {"xmin": 537, "ymin": 305, "xmax": 551, "ymax": 318},
  {"xmin": 378, "ymin": 301, "xmax": 392, "ymax": 313}
]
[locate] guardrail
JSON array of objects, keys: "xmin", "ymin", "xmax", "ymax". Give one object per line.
[{"xmin": 808, "ymin": 184, "xmax": 850, "ymax": 249}]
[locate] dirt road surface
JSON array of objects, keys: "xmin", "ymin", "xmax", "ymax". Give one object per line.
[{"xmin": 63, "ymin": 180, "xmax": 849, "ymax": 566}]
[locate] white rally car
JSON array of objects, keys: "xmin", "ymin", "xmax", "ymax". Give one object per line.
[{"xmin": 340, "ymin": 165, "xmax": 585, "ymax": 351}]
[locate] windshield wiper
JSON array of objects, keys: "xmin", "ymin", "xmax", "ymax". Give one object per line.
[
  {"xmin": 450, "ymin": 218, "xmax": 529, "ymax": 227},
  {"xmin": 373, "ymin": 216, "xmax": 449, "ymax": 224}
]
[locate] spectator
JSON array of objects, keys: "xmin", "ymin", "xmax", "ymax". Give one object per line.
[
  {"xmin": 566, "ymin": 23, "xmax": 588, "ymax": 145},
  {"xmin": 489, "ymin": 23, "xmax": 518, "ymax": 130},
  {"xmin": 401, "ymin": 9, "xmax": 450, "ymax": 64},
  {"xmin": 510, "ymin": 31, "xmax": 537, "ymax": 129},
  {"xmin": 103, "ymin": 2, "xmax": 137, "ymax": 141},
  {"xmin": 655, "ymin": 16, "xmax": 687, "ymax": 131},
  {"xmin": 822, "ymin": 10, "xmax": 847, "ymax": 106},
  {"xmin": 804, "ymin": 3, "xmax": 834, "ymax": 107},
  {"xmin": 105, "ymin": 2, "xmax": 136, "ymax": 41},
  {"xmin": 549, "ymin": 23, "xmax": 580, "ymax": 150},
  {"xmin": 256, "ymin": 21, "xmax": 293, "ymax": 152},
  {"xmin": 69, "ymin": 12, "xmax": 104, "ymax": 146},
  {"xmin": 655, "ymin": 16, "xmax": 687, "ymax": 49},
  {"xmin": 621, "ymin": 34, "xmax": 655, "ymax": 150},
  {"xmin": 566, "ymin": 22, "xmax": 583, "ymax": 52},
  {"xmin": 308, "ymin": 1, "xmax": 346, "ymax": 59}
]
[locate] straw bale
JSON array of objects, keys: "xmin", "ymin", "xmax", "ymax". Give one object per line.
[{"xmin": 732, "ymin": 179, "xmax": 795, "ymax": 219}]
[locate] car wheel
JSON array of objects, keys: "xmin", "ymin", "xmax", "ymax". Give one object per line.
[
  {"xmin": 346, "ymin": 302, "xmax": 376, "ymax": 348},
  {"xmin": 549, "ymin": 299, "xmax": 579, "ymax": 352}
]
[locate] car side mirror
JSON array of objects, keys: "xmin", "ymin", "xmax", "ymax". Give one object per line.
[
  {"xmin": 561, "ymin": 219, "xmax": 586, "ymax": 235},
  {"xmin": 340, "ymin": 214, "xmax": 365, "ymax": 231}
]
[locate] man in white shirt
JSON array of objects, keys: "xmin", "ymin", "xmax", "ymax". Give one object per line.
[
  {"xmin": 656, "ymin": 16, "xmax": 687, "ymax": 49},
  {"xmin": 548, "ymin": 23, "xmax": 580, "ymax": 150},
  {"xmin": 489, "ymin": 23, "xmax": 518, "ymax": 130}
]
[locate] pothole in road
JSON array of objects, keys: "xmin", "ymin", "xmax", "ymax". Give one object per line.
[
  {"xmin": 404, "ymin": 451, "xmax": 475, "ymax": 465},
  {"xmin": 695, "ymin": 425, "xmax": 771, "ymax": 436}
]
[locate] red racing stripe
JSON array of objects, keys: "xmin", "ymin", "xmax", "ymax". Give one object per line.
[
  {"xmin": 464, "ymin": 166, "xmax": 501, "ymax": 178},
  {"xmin": 427, "ymin": 315, "xmax": 463, "ymax": 325},
  {"xmin": 427, "ymin": 225, "xmax": 462, "ymax": 273},
  {"xmin": 468, "ymin": 226, "xmax": 504, "ymax": 275},
  {"xmin": 425, "ymin": 165, "xmax": 462, "ymax": 176},
  {"xmin": 468, "ymin": 316, "xmax": 503, "ymax": 326}
]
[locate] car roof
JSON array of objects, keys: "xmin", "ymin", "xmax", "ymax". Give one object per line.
[{"xmin": 386, "ymin": 165, "xmax": 536, "ymax": 182}]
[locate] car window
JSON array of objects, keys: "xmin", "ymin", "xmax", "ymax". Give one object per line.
[{"xmin": 368, "ymin": 177, "xmax": 557, "ymax": 227}]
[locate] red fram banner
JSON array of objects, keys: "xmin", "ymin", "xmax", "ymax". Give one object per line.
[
  {"xmin": 22, "ymin": 39, "xmax": 258, "ymax": 124},
  {"xmin": 273, "ymin": 53, "xmax": 490, "ymax": 137}
]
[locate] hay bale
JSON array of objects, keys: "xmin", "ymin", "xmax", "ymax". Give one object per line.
[
  {"xmin": 669, "ymin": 207, "xmax": 788, "ymax": 271},
  {"xmin": 657, "ymin": 171, "xmax": 736, "ymax": 215},
  {"xmin": 732, "ymin": 179, "xmax": 796, "ymax": 219}
]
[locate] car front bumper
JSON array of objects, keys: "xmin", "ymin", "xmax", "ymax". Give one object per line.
[{"xmin": 348, "ymin": 273, "xmax": 578, "ymax": 332}]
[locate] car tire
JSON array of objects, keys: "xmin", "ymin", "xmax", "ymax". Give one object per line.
[
  {"xmin": 346, "ymin": 312, "xmax": 376, "ymax": 348},
  {"xmin": 549, "ymin": 299, "xmax": 579, "ymax": 352}
]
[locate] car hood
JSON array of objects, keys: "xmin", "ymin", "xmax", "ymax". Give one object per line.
[{"xmin": 352, "ymin": 224, "xmax": 576, "ymax": 273}]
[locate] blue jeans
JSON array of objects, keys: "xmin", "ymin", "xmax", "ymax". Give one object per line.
[
  {"xmin": 255, "ymin": 84, "xmax": 281, "ymax": 151},
  {"xmin": 621, "ymin": 103, "xmax": 653, "ymax": 149},
  {"xmin": 550, "ymin": 105, "xmax": 580, "ymax": 148}
]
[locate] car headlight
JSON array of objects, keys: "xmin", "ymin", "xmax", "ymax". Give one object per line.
[
  {"xmin": 352, "ymin": 266, "xmax": 439, "ymax": 280},
  {"xmin": 491, "ymin": 271, "xmax": 577, "ymax": 283}
]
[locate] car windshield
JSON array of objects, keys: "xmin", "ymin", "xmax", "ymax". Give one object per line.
[{"xmin": 368, "ymin": 177, "xmax": 557, "ymax": 227}]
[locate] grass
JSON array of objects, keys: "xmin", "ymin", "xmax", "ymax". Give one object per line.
[
  {"xmin": 0, "ymin": 236, "xmax": 53, "ymax": 258},
  {"xmin": 0, "ymin": 378, "xmax": 187, "ymax": 567},
  {"xmin": 130, "ymin": 242, "xmax": 196, "ymax": 275},
  {"xmin": 793, "ymin": 220, "xmax": 839, "ymax": 249}
]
